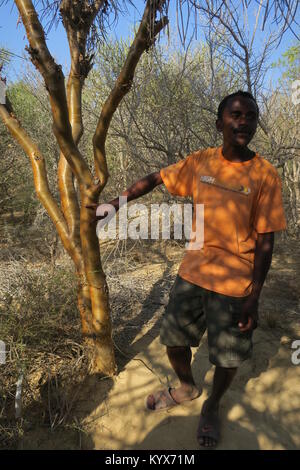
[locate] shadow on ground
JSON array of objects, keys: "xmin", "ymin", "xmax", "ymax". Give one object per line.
[{"xmin": 18, "ymin": 241, "xmax": 300, "ymax": 450}]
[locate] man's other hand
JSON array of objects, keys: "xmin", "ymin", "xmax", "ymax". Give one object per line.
[{"xmin": 238, "ymin": 296, "xmax": 259, "ymax": 332}]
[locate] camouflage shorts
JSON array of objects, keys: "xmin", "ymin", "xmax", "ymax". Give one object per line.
[{"xmin": 160, "ymin": 275, "xmax": 253, "ymax": 368}]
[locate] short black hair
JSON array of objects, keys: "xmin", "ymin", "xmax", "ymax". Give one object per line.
[{"xmin": 217, "ymin": 91, "xmax": 259, "ymax": 120}]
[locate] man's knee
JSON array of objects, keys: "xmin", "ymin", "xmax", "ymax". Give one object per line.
[{"xmin": 166, "ymin": 345, "xmax": 192, "ymax": 362}]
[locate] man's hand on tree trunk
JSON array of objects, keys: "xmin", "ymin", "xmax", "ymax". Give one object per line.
[
  {"xmin": 85, "ymin": 171, "xmax": 163, "ymax": 224},
  {"xmin": 86, "ymin": 201, "xmax": 118, "ymax": 224}
]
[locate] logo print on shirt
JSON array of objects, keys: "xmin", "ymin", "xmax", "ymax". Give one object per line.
[{"xmin": 200, "ymin": 176, "xmax": 251, "ymax": 195}]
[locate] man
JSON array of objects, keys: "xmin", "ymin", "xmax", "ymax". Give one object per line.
[{"xmin": 88, "ymin": 91, "xmax": 286, "ymax": 448}]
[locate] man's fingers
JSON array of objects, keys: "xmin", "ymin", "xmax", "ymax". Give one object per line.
[
  {"xmin": 238, "ymin": 317, "xmax": 253, "ymax": 332},
  {"xmin": 84, "ymin": 203, "xmax": 114, "ymax": 226}
]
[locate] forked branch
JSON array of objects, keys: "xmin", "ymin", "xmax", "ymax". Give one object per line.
[
  {"xmin": 14, "ymin": 0, "xmax": 93, "ymax": 187},
  {"xmin": 93, "ymin": 0, "xmax": 169, "ymax": 190}
]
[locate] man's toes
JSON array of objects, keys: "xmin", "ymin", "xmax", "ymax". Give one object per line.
[
  {"xmin": 198, "ymin": 436, "xmax": 217, "ymax": 448},
  {"xmin": 200, "ymin": 437, "xmax": 211, "ymax": 447},
  {"xmin": 201, "ymin": 437, "xmax": 216, "ymax": 447}
]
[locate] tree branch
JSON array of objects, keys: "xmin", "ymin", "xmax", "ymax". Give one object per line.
[
  {"xmin": 14, "ymin": 0, "xmax": 93, "ymax": 188},
  {"xmin": 93, "ymin": 0, "xmax": 168, "ymax": 190},
  {"xmin": 0, "ymin": 101, "xmax": 70, "ymax": 249},
  {"xmin": 57, "ymin": 1, "xmax": 106, "ymax": 243}
]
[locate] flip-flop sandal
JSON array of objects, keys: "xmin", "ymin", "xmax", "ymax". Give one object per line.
[
  {"xmin": 197, "ymin": 411, "xmax": 220, "ymax": 448},
  {"xmin": 145, "ymin": 387, "xmax": 200, "ymax": 412}
]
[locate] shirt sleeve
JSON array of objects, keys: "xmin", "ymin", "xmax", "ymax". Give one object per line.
[
  {"xmin": 253, "ymin": 172, "xmax": 287, "ymax": 233},
  {"xmin": 160, "ymin": 154, "xmax": 194, "ymax": 197}
]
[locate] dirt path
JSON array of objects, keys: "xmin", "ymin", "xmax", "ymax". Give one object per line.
[
  {"xmin": 83, "ymin": 242, "xmax": 300, "ymax": 450},
  {"xmin": 79, "ymin": 313, "xmax": 300, "ymax": 450},
  {"xmin": 18, "ymin": 242, "xmax": 300, "ymax": 450}
]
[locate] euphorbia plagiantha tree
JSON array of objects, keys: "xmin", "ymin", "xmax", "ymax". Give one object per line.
[
  {"xmin": 0, "ymin": 0, "xmax": 297, "ymax": 376},
  {"xmin": 0, "ymin": 0, "xmax": 168, "ymax": 375}
]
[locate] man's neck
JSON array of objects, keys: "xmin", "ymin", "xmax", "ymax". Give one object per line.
[{"xmin": 222, "ymin": 144, "xmax": 255, "ymax": 163}]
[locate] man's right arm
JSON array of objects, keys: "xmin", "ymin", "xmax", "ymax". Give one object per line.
[
  {"xmin": 110, "ymin": 171, "xmax": 163, "ymax": 212},
  {"xmin": 87, "ymin": 171, "xmax": 163, "ymax": 220}
]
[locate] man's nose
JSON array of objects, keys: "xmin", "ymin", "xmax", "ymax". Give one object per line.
[{"xmin": 238, "ymin": 115, "xmax": 248, "ymax": 125}]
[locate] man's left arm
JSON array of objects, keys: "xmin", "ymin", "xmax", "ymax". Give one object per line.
[{"xmin": 239, "ymin": 232, "xmax": 274, "ymax": 332}]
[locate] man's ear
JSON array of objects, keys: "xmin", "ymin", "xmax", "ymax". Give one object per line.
[{"xmin": 216, "ymin": 118, "xmax": 223, "ymax": 132}]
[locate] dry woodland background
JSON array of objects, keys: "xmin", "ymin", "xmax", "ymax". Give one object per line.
[{"xmin": 0, "ymin": 0, "xmax": 299, "ymax": 449}]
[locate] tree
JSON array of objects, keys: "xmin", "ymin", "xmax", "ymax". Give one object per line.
[
  {"xmin": 83, "ymin": 37, "xmax": 239, "ymax": 182},
  {"xmin": 0, "ymin": 0, "xmax": 168, "ymax": 376},
  {"xmin": 0, "ymin": 78, "xmax": 59, "ymax": 220},
  {"xmin": 0, "ymin": 0, "xmax": 298, "ymax": 376},
  {"xmin": 259, "ymin": 44, "xmax": 300, "ymax": 236},
  {"xmin": 0, "ymin": 48, "xmax": 10, "ymax": 67},
  {"xmin": 272, "ymin": 42, "xmax": 300, "ymax": 81}
]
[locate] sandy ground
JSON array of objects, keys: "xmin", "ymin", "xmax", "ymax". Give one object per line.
[
  {"xmin": 77, "ymin": 324, "xmax": 300, "ymax": 450},
  {"xmin": 18, "ymin": 243, "xmax": 300, "ymax": 450},
  {"xmin": 77, "ymin": 254, "xmax": 300, "ymax": 450}
]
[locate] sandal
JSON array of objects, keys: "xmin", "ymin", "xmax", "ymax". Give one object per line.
[
  {"xmin": 197, "ymin": 408, "xmax": 220, "ymax": 447},
  {"xmin": 146, "ymin": 387, "xmax": 200, "ymax": 412}
]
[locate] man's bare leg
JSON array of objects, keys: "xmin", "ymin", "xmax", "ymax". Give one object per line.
[
  {"xmin": 198, "ymin": 366, "xmax": 237, "ymax": 447},
  {"xmin": 166, "ymin": 346, "xmax": 201, "ymax": 401},
  {"xmin": 147, "ymin": 346, "xmax": 200, "ymax": 410}
]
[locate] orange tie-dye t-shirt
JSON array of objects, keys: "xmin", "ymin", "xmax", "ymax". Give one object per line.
[{"xmin": 160, "ymin": 146, "xmax": 287, "ymax": 297}]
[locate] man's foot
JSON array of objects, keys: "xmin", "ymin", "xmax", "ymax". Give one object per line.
[
  {"xmin": 197, "ymin": 399, "xmax": 220, "ymax": 448},
  {"xmin": 146, "ymin": 385, "xmax": 201, "ymax": 411}
]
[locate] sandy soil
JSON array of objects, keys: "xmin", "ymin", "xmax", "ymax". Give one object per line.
[{"xmin": 18, "ymin": 241, "xmax": 300, "ymax": 450}]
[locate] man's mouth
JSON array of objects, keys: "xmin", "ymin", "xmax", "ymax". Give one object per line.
[{"xmin": 234, "ymin": 129, "xmax": 250, "ymax": 136}]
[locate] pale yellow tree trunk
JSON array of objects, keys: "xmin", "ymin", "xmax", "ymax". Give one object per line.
[{"xmin": 0, "ymin": 0, "xmax": 168, "ymax": 375}]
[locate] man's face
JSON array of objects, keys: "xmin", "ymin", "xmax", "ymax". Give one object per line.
[{"xmin": 216, "ymin": 97, "xmax": 258, "ymax": 147}]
